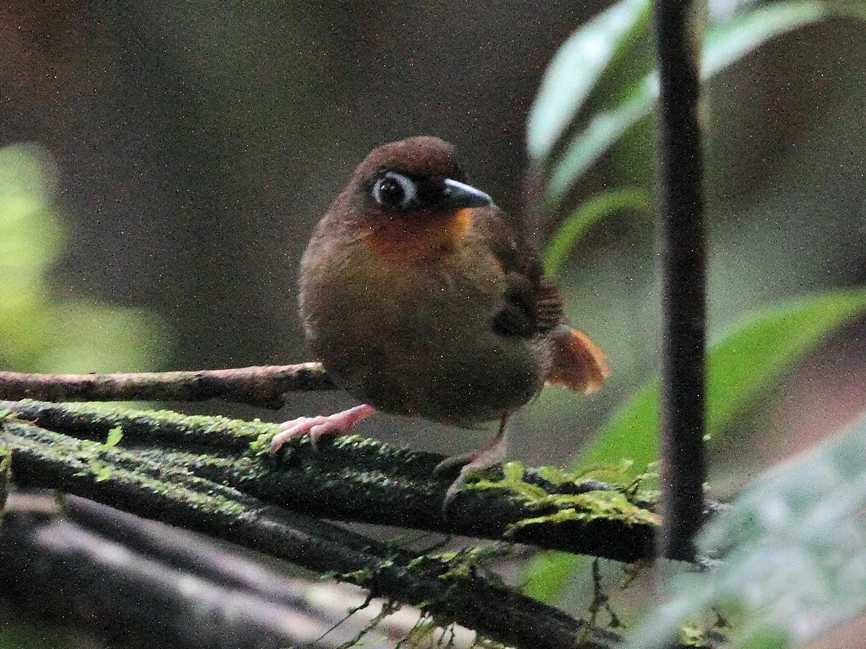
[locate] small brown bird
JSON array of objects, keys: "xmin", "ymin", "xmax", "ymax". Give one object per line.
[{"xmin": 271, "ymin": 136, "xmax": 609, "ymax": 483}]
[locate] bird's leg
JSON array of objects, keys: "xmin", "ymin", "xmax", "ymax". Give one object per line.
[
  {"xmin": 436, "ymin": 413, "xmax": 511, "ymax": 511},
  {"xmin": 434, "ymin": 412, "xmax": 510, "ymax": 477},
  {"xmin": 269, "ymin": 404, "xmax": 377, "ymax": 453}
]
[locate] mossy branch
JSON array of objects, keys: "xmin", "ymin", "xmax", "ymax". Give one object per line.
[
  {"xmin": 0, "ymin": 403, "xmax": 715, "ymax": 649},
  {"xmin": 1, "ymin": 410, "xmax": 622, "ymax": 649},
  {"xmin": 0, "ymin": 399, "xmax": 670, "ymax": 562}
]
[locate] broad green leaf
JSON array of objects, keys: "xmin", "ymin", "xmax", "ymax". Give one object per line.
[
  {"xmin": 702, "ymin": 0, "xmax": 827, "ymax": 74},
  {"xmin": 527, "ymin": 0, "xmax": 651, "ymax": 161},
  {"xmin": 522, "ymin": 290, "xmax": 866, "ymax": 603},
  {"xmin": 543, "ymin": 187, "xmax": 654, "ymax": 276},
  {"xmin": 544, "ymin": 0, "xmax": 864, "ymax": 209},
  {"xmin": 546, "ymin": 81, "xmax": 655, "ymax": 208},
  {"xmin": 579, "ymin": 289, "xmax": 866, "ymax": 472},
  {"xmin": 521, "ymin": 550, "xmax": 577, "ymax": 602},
  {"xmin": 0, "ymin": 143, "xmax": 169, "ymax": 373},
  {"xmin": 625, "ymin": 413, "xmax": 866, "ymax": 649}
]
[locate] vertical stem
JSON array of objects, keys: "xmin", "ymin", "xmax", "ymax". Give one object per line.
[
  {"xmin": 0, "ymin": 445, "xmax": 10, "ymax": 512},
  {"xmin": 655, "ymin": 0, "xmax": 707, "ymax": 561}
]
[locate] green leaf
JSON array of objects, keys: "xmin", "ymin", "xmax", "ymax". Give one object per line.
[
  {"xmin": 624, "ymin": 412, "xmax": 866, "ymax": 649},
  {"xmin": 522, "ymin": 551, "xmax": 579, "ymax": 602},
  {"xmin": 702, "ymin": 0, "xmax": 828, "ymax": 75},
  {"xmin": 543, "ymin": 187, "xmax": 654, "ymax": 276},
  {"xmin": 579, "ymin": 289, "xmax": 866, "ymax": 473},
  {"xmin": 521, "ymin": 290, "xmax": 866, "ymax": 603},
  {"xmin": 544, "ymin": 0, "xmax": 864, "ymax": 209},
  {"xmin": 527, "ymin": 0, "xmax": 651, "ymax": 160},
  {"xmin": 546, "ymin": 78, "xmax": 656, "ymax": 209}
]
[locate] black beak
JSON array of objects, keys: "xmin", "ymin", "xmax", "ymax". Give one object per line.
[{"xmin": 440, "ymin": 178, "xmax": 493, "ymax": 209}]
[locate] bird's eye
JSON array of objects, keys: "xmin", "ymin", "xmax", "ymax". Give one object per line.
[{"xmin": 372, "ymin": 171, "xmax": 417, "ymax": 210}]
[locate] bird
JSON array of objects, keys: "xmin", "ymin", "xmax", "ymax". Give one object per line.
[{"xmin": 270, "ymin": 136, "xmax": 609, "ymax": 489}]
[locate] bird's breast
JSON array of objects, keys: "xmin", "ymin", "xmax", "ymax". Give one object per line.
[
  {"xmin": 299, "ymin": 228, "xmax": 546, "ymax": 424},
  {"xmin": 362, "ymin": 208, "xmax": 474, "ymax": 267}
]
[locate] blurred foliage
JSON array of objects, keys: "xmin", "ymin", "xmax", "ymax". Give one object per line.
[
  {"xmin": 521, "ymin": 0, "xmax": 866, "ymax": 449},
  {"xmin": 519, "ymin": 0, "xmax": 866, "ymax": 643},
  {"xmin": 0, "ymin": 142, "xmax": 166, "ymax": 646},
  {"xmin": 542, "ymin": 187, "xmax": 654, "ymax": 275},
  {"xmin": 624, "ymin": 413, "xmax": 866, "ymax": 649},
  {"xmin": 0, "ymin": 625, "xmax": 99, "ymax": 649},
  {"xmin": 528, "ymin": 0, "xmax": 864, "ymax": 213},
  {"xmin": 581, "ymin": 289, "xmax": 866, "ymax": 475},
  {"xmin": 523, "ymin": 289, "xmax": 866, "ymax": 601},
  {"xmin": 0, "ymin": 143, "xmax": 168, "ymax": 373}
]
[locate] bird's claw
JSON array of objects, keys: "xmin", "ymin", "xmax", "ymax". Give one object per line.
[{"xmin": 269, "ymin": 404, "xmax": 376, "ymax": 454}]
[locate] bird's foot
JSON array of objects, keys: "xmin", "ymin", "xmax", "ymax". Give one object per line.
[
  {"xmin": 270, "ymin": 404, "xmax": 376, "ymax": 453},
  {"xmin": 435, "ymin": 425, "xmax": 510, "ymax": 512},
  {"xmin": 433, "ymin": 442, "xmax": 508, "ymax": 479}
]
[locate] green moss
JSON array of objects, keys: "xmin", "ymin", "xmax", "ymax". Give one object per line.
[
  {"xmin": 506, "ymin": 490, "xmax": 659, "ymax": 536},
  {"xmin": 680, "ymin": 623, "xmax": 710, "ymax": 646},
  {"xmin": 104, "ymin": 425, "xmax": 124, "ymax": 448},
  {"xmin": 4, "ymin": 420, "xmax": 249, "ymax": 518},
  {"xmin": 463, "ymin": 461, "xmax": 549, "ymax": 501},
  {"xmin": 20, "ymin": 399, "xmax": 277, "ymax": 446},
  {"xmin": 409, "ymin": 544, "xmax": 512, "ymax": 583},
  {"xmin": 337, "ymin": 566, "xmax": 378, "ymax": 584},
  {"xmin": 535, "ymin": 459, "xmax": 636, "ymax": 484},
  {"xmin": 400, "ymin": 615, "xmax": 439, "ymax": 649},
  {"xmin": 457, "ymin": 460, "xmax": 659, "ymax": 535}
]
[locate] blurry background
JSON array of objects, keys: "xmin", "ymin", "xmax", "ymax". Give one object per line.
[{"xmin": 1, "ymin": 0, "xmax": 865, "ymax": 630}]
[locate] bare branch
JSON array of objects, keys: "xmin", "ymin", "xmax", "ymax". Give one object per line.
[{"xmin": 0, "ymin": 364, "xmax": 334, "ymax": 409}]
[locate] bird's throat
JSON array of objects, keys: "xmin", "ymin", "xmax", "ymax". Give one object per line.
[{"xmin": 364, "ymin": 208, "xmax": 473, "ymax": 266}]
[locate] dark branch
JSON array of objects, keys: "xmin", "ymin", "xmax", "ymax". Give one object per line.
[
  {"xmin": 1, "ymin": 419, "xmax": 631, "ymax": 649},
  {"xmin": 0, "ymin": 364, "xmax": 335, "ymax": 408},
  {"xmin": 654, "ymin": 0, "xmax": 708, "ymax": 561},
  {"xmin": 1, "ymin": 399, "xmax": 666, "ymax": 562},
  {"xmin": 1, "ymin": 496, "xmax": 327, "ymax": 649},
  {"xmin": 3, "ymin": 493, "xmax": 467, "ymax": 649}
]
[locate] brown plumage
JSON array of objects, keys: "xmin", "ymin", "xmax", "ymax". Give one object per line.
[{"xmin": 272, "ymin": 136, "xmax": 610, "ymax": 485}]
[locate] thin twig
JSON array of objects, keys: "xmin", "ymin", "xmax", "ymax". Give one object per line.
[
  {"xmin": 0, "ymin": 363, "xmax": 334, "ymax": 408},
  {"xmin": 654, "ymin": 0, "xmax": 708, "ymax": 561}
]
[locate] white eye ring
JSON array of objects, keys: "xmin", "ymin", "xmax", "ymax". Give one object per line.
[{"xmin": 372, "ymin": 171, "xmax": 417, "ymax": 210}]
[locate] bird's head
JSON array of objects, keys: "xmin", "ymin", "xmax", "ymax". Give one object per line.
[
  {"xmin": 353, "ymin": 136, "xmax": 492, "ymax": 219},
  {"xmin": 333, "ymin": 137, "xmax": 493, "ymax": 265}
]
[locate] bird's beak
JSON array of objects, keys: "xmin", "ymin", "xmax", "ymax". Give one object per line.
[{"xmin": 441, "ymin": 178, "xmax": 493, "ymax": 209}]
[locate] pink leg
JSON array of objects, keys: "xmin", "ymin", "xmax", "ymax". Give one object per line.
[
  {"xmin": 435, "ymin": 412, "xmax": 510, "ymax": 474},
  {"xmin": 270, "ymin": 404, "xmax": 377, "ymax": 453},
  {"xmin": 436, "ymin": 413, "xmax": 511, "ymax": 510}
]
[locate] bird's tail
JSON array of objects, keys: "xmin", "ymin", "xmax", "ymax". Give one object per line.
[{"xmin": 546, "ymin": 325, "xmax": 610, "ymax": 394}]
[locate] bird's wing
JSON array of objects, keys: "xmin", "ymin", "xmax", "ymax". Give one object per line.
[{"xmin": 471, "ymin": 207, "xmax": 564, "ymax": 338}]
